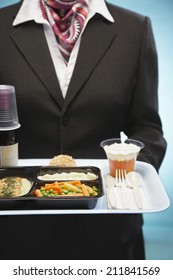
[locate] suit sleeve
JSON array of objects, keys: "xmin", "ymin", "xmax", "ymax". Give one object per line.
[{"xmin": 125, "ymin": 17, "xmax": 167, "ymax": 171}]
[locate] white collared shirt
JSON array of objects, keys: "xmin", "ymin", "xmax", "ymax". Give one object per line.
[{"xmin": 13, "ymin": 0, "xmax": 114, "ymax": 98}]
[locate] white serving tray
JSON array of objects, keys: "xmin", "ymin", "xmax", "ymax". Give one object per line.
[{"xmin": 0, "ymin": 159, "xmax": 170, "ymax": 215}]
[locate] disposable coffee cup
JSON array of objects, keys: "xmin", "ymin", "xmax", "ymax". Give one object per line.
[
  {"xmin": 100, "ymin": 138, "xmax": 144, "ymax": 177},
  {"xmin": 0, "ymin": 85, "xmax": 20, "ymax": 131},
  {"xmin": 0, "ymin": 85, "xmax": 20, "ymax": 167}
]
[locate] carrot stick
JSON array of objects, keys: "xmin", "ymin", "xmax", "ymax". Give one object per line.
[
  {"xmin": 35, "ymin": 189, "xmax": 43, "ymax": 197},
  {"xmin": 44, "ymin": 184, "xmax": 61, "ymax": 194},
  {"xmin": 63, "ymin": 183, "xmax": 82, "ymax": 192},
  {"xmin": 81, "ymin": 184, "xmax": 90, "ymax": 196},
  {"xmin": 56, "ymin": 180, "xmax": 81, "ymax": 186}
]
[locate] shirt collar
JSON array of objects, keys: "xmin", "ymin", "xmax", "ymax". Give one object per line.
[
  {"xmin": 13, "ymin": 0, "xmax": 45, "ymax": 26},
  {"xmin": 13, "ymin": 0, "xmax": 114, "ymax": 26},
  {"xmin": 90, "ymin": 0, "xmax": 114, "ymax": 22}
]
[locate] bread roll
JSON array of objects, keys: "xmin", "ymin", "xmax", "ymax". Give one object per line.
[{"xmin": 48, "ymin": 154, "xmax": 76, "ymax": 167}]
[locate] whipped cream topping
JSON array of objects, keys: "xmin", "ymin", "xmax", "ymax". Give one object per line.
[{"xmin": 104, "ymin": 142, "xmax": 141, "ymax": 161}]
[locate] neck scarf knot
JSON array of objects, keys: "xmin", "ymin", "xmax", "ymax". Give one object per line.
[{"xmin": 40, "ymin": 0, "xmax": 89, "ymax": 63}]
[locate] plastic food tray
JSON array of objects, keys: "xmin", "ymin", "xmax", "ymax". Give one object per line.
[
  {"xmin": 0, "ymin": 166, "xmax": 104, "ymax": 210},
  {"xmin": 0, "ymin": 159, "xmax": 170, "ymax": 215}
]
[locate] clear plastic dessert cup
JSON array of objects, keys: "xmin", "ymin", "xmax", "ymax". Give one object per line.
[
  {"xmin": 0, "ymin": 85, "xmax": 20, "ymax": 131},
  {"xmin": 100, "ymin": 138, "xmax": 144, "ymax": 177}
]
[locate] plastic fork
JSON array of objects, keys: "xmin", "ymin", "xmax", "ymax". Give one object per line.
[{"xmin": 115, "ymin": 169, "xmax": 130, "ymax": 209}]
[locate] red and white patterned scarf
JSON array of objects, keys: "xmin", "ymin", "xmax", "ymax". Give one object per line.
[{"xmin": 40, "ymin": 0, "xmax": 89, "ymax": 62}]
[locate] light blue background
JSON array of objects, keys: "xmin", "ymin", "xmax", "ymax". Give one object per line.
[{"xmin": 0, "ymin": 0, "xmax": 173, "ymax": 260}]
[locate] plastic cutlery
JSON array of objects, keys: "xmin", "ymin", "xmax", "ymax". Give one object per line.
[
  {"xmin": 115, "ymin": 169, "xmax": 130, "ymax": 209},
  {"xmin": 126, "ymin": 171, "xmax": 143, "ymax": 209},
  {"xmin": 105, "ymin": 174, "xmax": 117, "ymax": 208}
]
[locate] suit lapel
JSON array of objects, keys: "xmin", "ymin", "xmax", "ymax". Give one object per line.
[
  {"xmin": 10, "ymin": 11, "xmax": 116, "ymax": 112},
  {"xmin": 62, "ymin": 15, "xmax": 117, "ymax": 113},
  {"xmin": 11, "ymin": 21, "xmax": 64, "ymax": 108}
]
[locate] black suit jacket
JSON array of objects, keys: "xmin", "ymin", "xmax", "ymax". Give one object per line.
[
  {"xmin": 0, "ymin": 1, "xmax": 167, "ymax": 259},
  {"xmin": 0, "ymin": 1, "xmax": 166, "ymax": 169}
]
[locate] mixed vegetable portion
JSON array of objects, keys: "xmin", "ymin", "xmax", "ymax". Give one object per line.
[{"xmin": 34, "ymin": 180, "xmax": 99, "ymax": 197}]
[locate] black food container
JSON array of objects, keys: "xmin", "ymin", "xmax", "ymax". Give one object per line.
[{"xmin": 0, "ymin": 166, "xmax": 104, "ymax": 210}]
